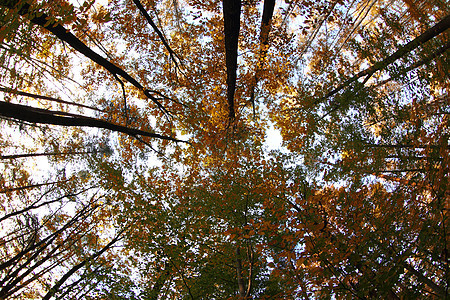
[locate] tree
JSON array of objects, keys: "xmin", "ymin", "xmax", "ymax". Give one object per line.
[{"xmin": 0, "ymin": 0, "xmax": 448, "ymax": 298}]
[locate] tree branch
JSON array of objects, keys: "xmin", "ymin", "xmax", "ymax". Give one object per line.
[{"xmin": 132, "ymin": 0, "xmax": 181, "ymax": 69}]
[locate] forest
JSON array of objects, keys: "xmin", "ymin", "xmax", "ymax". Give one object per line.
[{"xmin": 0, "ymin": 0, "xmax": 448, "ymax": 298}]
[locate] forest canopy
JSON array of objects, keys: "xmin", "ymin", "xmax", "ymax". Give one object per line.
[{"xmin": 0, "ymin": 0, "xmax": 448, "ymax": 298}]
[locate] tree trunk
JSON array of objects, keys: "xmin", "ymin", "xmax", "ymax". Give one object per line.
[
  {"xmin": 249, "ymin": 0, "xmax": 275, "ymax": 114},
  {"xmin": 321, "ymin": 14, "xmax": 450, "ymax": 102},
  {"xmin": 42, "ymin": 230, "xmax": 124, "ymax": 300},
  {"xmin": 1, "ymin": 0, "xmax": 171, "ymax": 115},
  {"xmin": 132, "ymin": 0, "xmax": 180, "ymax": 67},
  {"xmin": 0, "ymin": 87, "xmax": 103, "ymax": 112},
  {"xmin": 403, "ymin": 262, "xmax": 447, "ymax": 298},
  {"xmin": 235, "ymin": 246, "xmax": 246, "ymax": 297},
  {"xmin": 223, "ymin": 0, "xmax": 241, "ymax": 120},
  {"xmin": 149, "ymin": 262, "xmax": 171, "ymax": 300},
  {"xmin": 0, "ymin": 151, "xmax": 93, "ymax": 160},
  {"xmin": 0, "ymin": 101, "xmax": 185, "ymax": 143}
]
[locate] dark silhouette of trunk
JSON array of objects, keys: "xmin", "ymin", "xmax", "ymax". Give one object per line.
[
  {"xmin": 0, "ymin": 179, "xmax": 70, "ymax": 193},
  {"xmin": 0, "ymin": 101, "xmax": 186, "ymax": 143},
  {"xmin": 320, "ymin": 14, "xmax": 450, "ymax": 103},
  {"xmin": 1, "ymin": 238, "xmax": 70, "ymax": 299},
  {"xmin": 132, "ymin": 0, "xmax": 180, "ymax": 68},
  {"xmin": 149, "ymin": 262, "xmax": 171, "ymax": 300},
  {"xmin": 402, "ymin": 262, "xmax": 447, "ymax": 298},
  {"xmin": 0, "ymin": 186, "xmax": 94, "ymax": 223},
  {"xmin": 245, "ymin": 243, "xmax": 253, "ymax": 298},
  {"xmin": 373, "ymin": 40, "xmax": 450, "ymax": 87},
  {"xmin": 363, "ymin": 142, "xmax": 448, "ymax": 149},
  {"xmin": 54, "ymin": 265, "xmax": 103, "ymax": 299},
  {"xmin": 0, "ymin": 87, "xmax": 103, "ymax": 112},
  {"xmin": 235, "ymin": 246, "xmax": 246, "ymax": 297},
  {"xmin": 0, "ymin": 202, "xmax": 97, "ymax": 274},
  {"xmin": 0, "ymin": 204, "xmax": 99, "ymax": 299},
  {"xmin": 0, "ymin": 151, "xmax": 93, "ymax": 160},
  {"xmin": 222, "ymin": 0, "xmax": 241, "ymax": 120},
  {"xmin": 42, "ymin": 229, "xmax": 124, "ymax": 300},
  {"xmin": 1, "ymin": 0, "xmax": 171, "ymax": 115},
  {"xmin": 249, "ymin": 0, "xmax": 275, "ymax": 115}
]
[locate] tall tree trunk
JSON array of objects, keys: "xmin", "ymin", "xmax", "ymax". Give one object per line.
[
  {"xmin": 0, "ymin": 151, "xmax": 93, "ymax": 160},
  {"xmin": 0, "ymin": 202, "xmax": 97, "ymax": 273},
  {"xmin": 0, "ymin": 87, "xmax": 103, "ymax": 112},
  {"xmin": 1, "ymin": 0, "xmax": 171, "ymax": 115},
  {"xmin": 235, "ymin": 246, "xmax": 246, "ymax": 297},
  {"xmin": 42, "ymin": 230, "xmax": 124, "ymax": 300},
  {"xmin": 320, "ymin": 14, "xmax": 450, "ymax": 102},
  {"xmin": 249, "ymin": 0, "xmax": 275, "ymax": 114},
  {"xmin": 0, "ymin": 101, "xmax": 186, "ymax": 143},
  {"xmin": 132, "ymin": 0, "xmax": 180, "ymax": 68},
  {"xmin": 223, "ymin": 0, "xmax": 241, "ymax": 120}
]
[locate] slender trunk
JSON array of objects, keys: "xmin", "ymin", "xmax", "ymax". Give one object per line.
[
  {"xmin": 235, "ymin": 246, "xmax": 246, "ymax": 297},
  {"xmin": 403, "ymin": 262, "xmax": 447, "ymax": 298},
  {"xmin": 320, "ymin": 14, "xmax": 450, "ymax": 102},
  {"xmin": 0, "ymin": 101, "xmax": 186, "ymax": 143},
  {"xmin": 223, "ymin": 0, "xmax": 241, "ymax": 120},
  {"xmin": 363, "ymin": 142, "xmax": 447, "ymax": 149},
  {"xmin": 0, "ymin": 87, "xmax": 103, "ymax": 112},
  {"xmin": 1, "ymin": 0, "xmax": 171, "ymax": 115},
  {"xmin": 0, "ymin": 207, "xmax": 97, "ymax": 298},
  {"xmin": 149, "ymin": 262, "xmax": 170, "ymax": 300},
  {"xmin": 55, "ymin": 265, "xmax": 103, "ymax": 299},
  {"xmin": 249, "ymin": 0, "xmax": 275, "ymax": 114},
  {"xmin": 245, "ymin": 243, "xmax": 253, "ymax": 298},
  {"xmin": 0, "ymin": 187, "xmax": 94, "ymax": 223},
  {"xmin": 374, "ymin": 168, "xmax": 425, "ymax": 173},
  {"xmin": 0, "ymin": 151, "xmax": 93, "ymax": 160},
  {"xmin": 132, "ymin": 0, "xmax": 180, "ymax": 68},
  {"xmin": 0, "ymin": 203, "xmax": 97, "ymax": 272},
  {"xmin": 373, "ymin": 40, "xmax": 450, "ymax": 88},
  {"xmin": 42, "ymin": 230, "xmax": 124, "ymax": 300},
  {"xmin": 0, "ymin": 240, "xmax": 66, "ymax": 298},
  {"xmin": 385, "ymin": 155, "xmax": 443, "ymax": 161},
  {"xmin": 0, "ymin": 179, "xmax": 70, "ymax": 194}
]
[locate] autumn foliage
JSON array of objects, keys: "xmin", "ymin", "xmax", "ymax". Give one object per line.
[{"xmin": 0, "ymin": 0, "xmax": 448, "ymax": 298}]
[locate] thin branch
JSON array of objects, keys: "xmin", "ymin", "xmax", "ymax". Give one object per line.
[
  {"xmin": 0, "ymin": 186, "xmax": 95, "ymax": 223},
  {"xmin": 0, "ymin": 151, "xmax": 93, "ymax": 160},
  {"xmin": 132, "ymin": 0, "xmax": 181, "ymax": 70},
  {"xmin": 0, "ymin": 179, "xmax": 70, "ymax": 194},
  {"xmin": 0, "ymin": 87, "xmax": 102, "ymax": 112},
  {"xmin": 112, "ymin": 73, "xmax": 129, "ymax": 125}
]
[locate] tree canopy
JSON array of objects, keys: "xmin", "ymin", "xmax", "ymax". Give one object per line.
[{"xmin": 0, "ymin": 0, "xmax": 448, "ymax": 298}]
